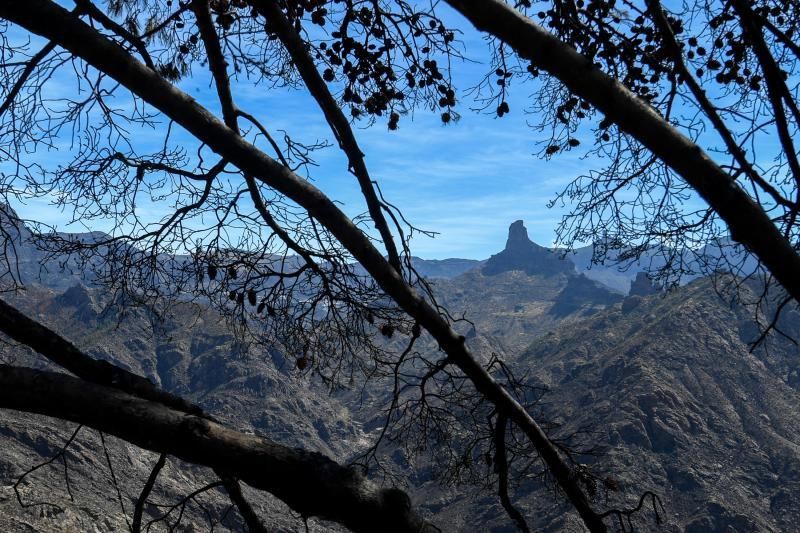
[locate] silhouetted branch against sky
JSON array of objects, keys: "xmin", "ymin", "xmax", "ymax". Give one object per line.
[
  {"xmin": 3, "ymin": 0, "xmax": 800, "ymax": 531},
  {"xmin": 0, "ymin": 1, "xmax": 581, "ymax": 259},
  {"xmin": 0, "ymin": 1, "xmax": 611, "ymax": 530}
]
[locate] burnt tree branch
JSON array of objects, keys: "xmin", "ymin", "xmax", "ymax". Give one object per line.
[
  {"xmin": 493, "ymin": 414, "xmax": 531, "ymax": 533},
  {"xmin": 132, "ymin": 453, "xmax": 166, "ymax": 533},
  {"xmin": 0, "ymin": 296, "xmax": 414, "ymax": 532},
  {"xmin": 444, "ymin": 0, "xmax": 800, "ymax": 304},
  {"xmin": 0, "ymin": 296, "xmax": 202, "ymax": 416},
  {"xmin": 255, "ymin": 0, "xmax": 403, "ymax": 273},
  {"xmin": 0, "ymin": 2, "xmax": 606, "ymax": 529},
  {"xmin": 0, "ymin": 364, "xmax": 435, "ymax": 533}
]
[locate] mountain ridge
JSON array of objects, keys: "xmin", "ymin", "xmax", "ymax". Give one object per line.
[{"xmin": 0, "ymin": 216, "xmax": 797, "ymax": 532}]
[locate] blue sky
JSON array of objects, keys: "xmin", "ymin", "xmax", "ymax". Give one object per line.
[
  {"xmin": 1, "ymin": 4, "xmax": 632, "ymax": 260},
  {"xmin": 6, "ymin": 1, "xmax": 788, "ymax": 264},
  {"xmin": 169, "ymin": 7, "xmax": 588, "ymax": 260},
  {"xmin": 203, "ymin": 10, "xmax": 589, "ymax": 259},
  {"xmin": 291, "ymin": 92, "xmax": 585, "ymax": 259}
]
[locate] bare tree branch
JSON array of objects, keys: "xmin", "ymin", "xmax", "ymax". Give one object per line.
[
  {"xmin": 74, "ymin": 0, "xmax": 156, "ymax": 69},
  {"xmin": 0, "ymin": 296, "xmax": 202, "ymax": 416},
  {"xmin": 644, "ymin": 0, "xmax": 794, "ymax": 211},
  {"xmin": 132, "ymin": 453, "xmax": 167, "ymax": 533},
  {"xmin": 444, "ymin": 0, "xmax": 800, "ymax": 304},
  {"xmin": 191, "ymin": 0, "xmax": 238, "ymax": 130},
  {"xmin": 0, "ymin": 41, "xmax": 56, "ymax": 118},
  {"xmin": 493, "ymin": 414, "xmax": 531, "ymax": 533},
  {"xmin": 0, "ymin": 364, "xmax": 436, "ymax": 533},
  {"xmin": 256, "ymin": 0, "xmax": 403, "ymax": 273},
  {"xmin": 0, "ymin": 2, "xmax": 608, "ymax": 529},
  {"xmin": 218, "ymin": 474, "xmax": 270, "ymax": 533}
]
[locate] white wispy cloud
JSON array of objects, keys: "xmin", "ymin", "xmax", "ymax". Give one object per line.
[{"xmin": 5, "ymin": 12, "xmax": 595, "ymax": 260}]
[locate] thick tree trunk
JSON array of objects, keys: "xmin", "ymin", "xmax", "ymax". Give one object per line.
[
  {"xmin": 444, "ymin": 0, "xmax": 800, "ymax": 304},
  {"xmin": 0, "ymin": 297, "xmax": 201, "ymax": 415},
  {"xmin": 0, "ymin": 296, "xmax": 431, "ymax": 531},
  {"xmin": 0, "ymin": 364, "xmax": 434, "ymax": 533},
  {"xmin": 0, "ymin": 1, "xmax": 606, "ymax": 529}
]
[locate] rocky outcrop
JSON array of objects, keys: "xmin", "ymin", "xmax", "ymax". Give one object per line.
[
  {"xmin": 516, "ymin": 279, "xmax": 800, "ymax": 531},
  {"xmin": 629, "ymin": 271, "xmax": 659, "ymax": 296},
  {"xmin": 550, "ymin": 273, "xmax": 623, "ymax": 317},
  {"xmin": 54, "ymin": 283, "xmax": 102, "ymax": 321},
  {"xmin": 483, "ymin": 221, "xmax": 573, "ymax": 277}
]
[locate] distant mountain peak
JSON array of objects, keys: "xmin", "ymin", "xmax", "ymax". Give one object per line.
[
  {"xmin": 506, "ymin": 219, "xmax": 532, "ymax": 251},
  {"xmin": 483, "ymin": 221, "xmax": 574, "ymax": 277}
]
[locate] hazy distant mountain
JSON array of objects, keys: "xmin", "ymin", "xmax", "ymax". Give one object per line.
[
  {"xmin": 411, "ymin": 257, "xmax": 483, "ymax": 279},
  {"xmin": 0, "ymin": 205, "xmax": 763, "ymax": 298},
  {"xmin": 0, "ymin": 204, "xmax": 113, "ymax": 290},
  {"xmin": 568, "ymin": 237, "xmax": 761, "ymax": 294}
]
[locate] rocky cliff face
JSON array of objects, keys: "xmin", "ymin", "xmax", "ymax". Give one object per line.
[
  {"xmin": 483, "ymin": 221, "xmax": 574, "ymax": 277},
  {"xmin": 0, "ymin": 285, "xmax": 363, "ymax": 532},
  {"xmin": 509, "ymin": 279, "xmax": 800, "ymax": 532},
  {"xmin": 435, "ymin": 221, "xmax": 621, "ymax": 352},
  {"xmin": 629, "ymin": 271, "xmax": 659, "ymax": 297}
]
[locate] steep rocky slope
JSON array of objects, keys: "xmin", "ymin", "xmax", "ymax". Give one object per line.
[
  {"xmin": 0, "ymin": 285, "xmax": 362, "ymax": 532},
  {"xmin": 508, "ymin": 280, "xmax": 800, "ymax": 531},
  {"xmin": 431, "ymin": 222, "xmax": 621, "ymax": 353},
  {"xmin": 1, "ymin": 217, "xmax": 799, "ymax": 532}
]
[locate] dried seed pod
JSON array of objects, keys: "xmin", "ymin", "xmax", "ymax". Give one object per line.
[{"xmin": 247, "ymin": 289, "xmax": 257, "ymax": 306}]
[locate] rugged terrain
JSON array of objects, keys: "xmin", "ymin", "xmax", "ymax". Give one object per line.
[
  {"xmin": 0, "ymin": 219, "xmax": 798, "ymax": 531},
  {"xmin": 0, "ymin": 284, "xmax": 362, "ymax": 532},
  {"xmin": 506, "ymin": 280, "xmax": 800, "ymax": 532}
]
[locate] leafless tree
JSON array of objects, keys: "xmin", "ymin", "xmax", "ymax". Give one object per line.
[
  {"xmin": 0, "ymin": 0, "xmax": 613, "ymax": 531},
  {"xmin": 4, "ymin": 0, "xmax": 797, "ymax": 532},
  {"xmin": 446, "ymin": 0, "xmax": 800, "ymax": 336}
]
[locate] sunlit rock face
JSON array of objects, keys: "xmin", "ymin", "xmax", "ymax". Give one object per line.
[{"xmin": 482, "ymin": 220, "xmax": 573, "ymax": 276}]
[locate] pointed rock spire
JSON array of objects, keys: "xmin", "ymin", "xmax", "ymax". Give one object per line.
[
  {"xmin": 505, "ymin": 219, "xmax": 532, "ymax": 251},
  {"xmin": 483, "ymin": 221, "xmax": 573, "ymax": 276}
]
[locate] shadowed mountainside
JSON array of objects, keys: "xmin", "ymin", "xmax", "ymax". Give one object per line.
[
  {"xmin": 0, "ymin": 217, "xmax": 798, "ymax": 532},
  {"xmin": 0, "ymin": 285, "xmax": 361, "ymax": 532},
  {"xmin": 509, "ymin": 280, "xmax": 800, "ymax": 532}
]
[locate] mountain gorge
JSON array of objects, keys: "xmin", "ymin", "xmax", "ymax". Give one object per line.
[{"xmin": 0, "ymin": 219, "xmax": 798, "ymax": 531}]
